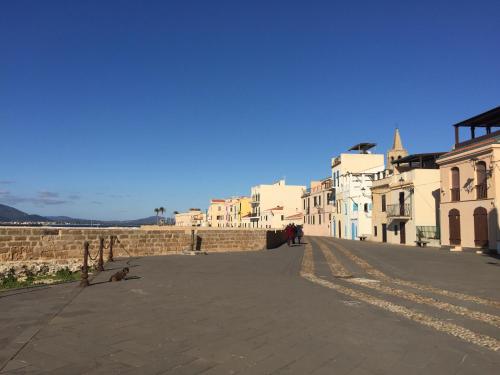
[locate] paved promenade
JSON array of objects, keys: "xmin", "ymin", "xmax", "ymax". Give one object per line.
[{"xmin": 0, "ymin": 238, "xmax": 499, "ymax": 374}]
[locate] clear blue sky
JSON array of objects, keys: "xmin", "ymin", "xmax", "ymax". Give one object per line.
[{"xmin": 1, "ymin": 0, "xmax": 499, "ymax": 220}]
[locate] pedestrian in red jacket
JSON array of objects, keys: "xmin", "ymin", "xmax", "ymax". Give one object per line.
[{"xmin": 285, "ymin": 224, "xmax": 295, "ymax": 246}]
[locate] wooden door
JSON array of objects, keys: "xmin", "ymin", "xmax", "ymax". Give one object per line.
[
  {"xmin": 382, "ymin": 224, "xmax": 387, "ymax": 243},
  {"xmin": 399, "ymin": 192, "xmax": 405, "ymax": 216},
  {"xmin": 473, "ymin": 207, "xmax": 488, "ymax": 248},
  {"xmin": 400, "ymin": 221, "xmax": 406, "ymax": 244},
  {"xmin": 338, "ymin": 221, "xmax": 341, "ymax": 238},
  {"xmin": 449, "ymin": 209, "xmax": 461, "ymax": 246}
]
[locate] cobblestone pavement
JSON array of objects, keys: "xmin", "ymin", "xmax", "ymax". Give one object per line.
[{"xmin": 1, "ymin": 238, "xmax": 499, "ymax": 374}]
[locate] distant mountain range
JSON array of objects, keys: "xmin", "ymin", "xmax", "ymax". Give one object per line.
[
  {"xmin": 0, "ymin": 203, "xmax": 158, "ymax": 226},
  {"xmin": 0, "ymin": 204, "xmax": 48, "ymax": 223}
]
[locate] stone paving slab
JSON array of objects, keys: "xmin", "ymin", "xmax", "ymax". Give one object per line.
[{"xmin": 0, "ymin": 241, "xmax": 499, "ymax": 374}]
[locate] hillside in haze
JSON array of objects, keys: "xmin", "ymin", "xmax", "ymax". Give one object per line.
[
  {"xmin": 0, "ymin": 204, "xmax": 48, "ymax": 222},
  {"xmin": 0, "ymin": 204, "xmax": 158, "ymax": 226}
]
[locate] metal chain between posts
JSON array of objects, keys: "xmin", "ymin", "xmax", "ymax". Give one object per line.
[
  {"xmin": 79, "ymin": 234, "xmax": 128, "ymax": 287},
  {"xmin": 87, "ymin": 248, "xmax": 99, "ymax": 261}
]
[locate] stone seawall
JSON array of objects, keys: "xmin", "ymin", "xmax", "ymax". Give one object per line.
[{"xmin": 0, "ymin": 227, "xmax": 287, "ymax": 263}]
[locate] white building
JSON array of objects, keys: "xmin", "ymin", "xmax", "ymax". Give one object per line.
[
  {"xmin": 331, "ymin": 143, "xmax": 385, "ymax": 240},
  {"xmin": 250, "ymin": 179, "xmax": 306, "ymax": 229},
  {"xmin": 175, "ymin": 209, "xmax": 206, "ymax": 227}
]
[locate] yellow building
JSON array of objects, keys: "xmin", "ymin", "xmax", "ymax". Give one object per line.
[
  {"xmin": 237, "ymin": 197, "xmax": 252, "ymax": 224},
  {"xmin": 207, "ymin": 197, "xmax": 252, "ymax": 228}
]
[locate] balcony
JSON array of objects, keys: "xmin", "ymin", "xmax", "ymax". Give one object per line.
[
  {"xmin": 450, "ymin": 188, "xmax": 460, "ymax": 202},
  {"xmin": 386, "ymin": 203, "xmax": 411, "ymax": 218},
  {"xmin": 476, "ymin": 184, "xmax": 487, "ymax": 199}
]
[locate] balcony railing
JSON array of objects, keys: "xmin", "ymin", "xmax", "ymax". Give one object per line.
[
  {"xmin": 386, "ymin": 203, "xmax": 411, "ymax": 218},
  {"xmin": 476, "ymin": 184, "xmax": 487, "ymax": 199},
  {"xmin": 451, "ymin": 188, "xmax": 460, "ymax": 202}
]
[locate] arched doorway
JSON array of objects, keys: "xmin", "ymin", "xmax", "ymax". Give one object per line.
[
  {"xmin": 473, "ymin": 207, "xmax": 488, "ymax": 248},
  {"xmin": 448, "ymin": 209, "xmax": 461, "ymax": 246}
]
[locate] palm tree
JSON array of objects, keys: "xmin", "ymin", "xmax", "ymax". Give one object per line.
[
  {"xmin": 159, "ymin": 207, "xmax": 165, "ymax": 226},
  {"xmin": 154, "ymin": 208, "xmax": 160, "ymax": 225}
]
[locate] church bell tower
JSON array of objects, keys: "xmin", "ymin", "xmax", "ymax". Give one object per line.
[{"xmin": 387, "ymin": 128, "xmax": 408, "ymax": 169}]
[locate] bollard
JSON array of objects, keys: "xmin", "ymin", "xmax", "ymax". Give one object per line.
[
  {"xmin": 108, "ymin": 235, "xmax": 115, "ymax": 262},
  {"xmin": 97, "ymin": 237, "xmax": 105, "ymax": 272},
  {"xmin": 190, "ymin": 229, "xmax": 195, "ymax": 252},
  {"xmin": 80, "ymin": 241, "xmax": 90, "ymax": 287}
]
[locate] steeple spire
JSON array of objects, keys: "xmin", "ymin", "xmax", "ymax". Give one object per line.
[
  {"xmin": 392, "ymin": 128, "xmax": 404, "ymax": 150},
  {"xmin": 386, "ymin": 128, "xmax": 408, "ymax": 169}
]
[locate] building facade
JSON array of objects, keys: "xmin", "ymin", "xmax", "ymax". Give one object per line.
[
  {"xmin": 302, "ymin": 177, "xmax": 334, "ymax": 236},
  {"xmin": 372, "ymin": 154, "xmax": 442, "ymax": 246},
  {"xmin": 437, "ymin": 106, "xmax": 500, "ymax": 253},
  {"xmin": 331, "ymin": 144, "xmax": 385, "ymax": 240},
  {"xmin": 250, "ymin": 179, "xmax": 305, "ymax": 229},
  {"xmin": 207, "ymin": 199, "xmax": 226, "ymax": 227},
  {"xmin": 175, "ymin": 209, "xmax": 206, "ymax": 227},
  {"xmin": 224, "ymin": 197, "xmax": 252, "ymax": 228}
]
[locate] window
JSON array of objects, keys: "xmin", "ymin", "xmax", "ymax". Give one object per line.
[
  {"xmin": 364, "ymin": 203, "xmax": 369, "ymax": 212},
  {"xmin": 314, "ymin": 197, "xmax": 317, "ymax": 206},
  {"xmin": 303, "ymin": 199, "xmax": 306, "ymax": 209},
  {"xmin": 329, "ymin": 213, "xmax": 332, "ymax": 221},
  {"xmin": 451, "ymin": 167, "xmax": 460, "ymax": 201},
  {"xmin": 353, "ymin": 203, "xmax": 358, "ymax": 212},
  {"xmin": 281, "ymin": 215, "xmax": 284, "ymax": 221},
  {"xmin": 319, "ymin": 215, "xmax": 322, "ymax": 225},
  {"xmin": 374, "ymin": 226, "xmax": 378, "ymax": 236},
  {"xmin": 312, "ymin": 216, "xmax": 315, "ymax": 225},
  {"xmin": 476, "ymin": 161, "xmax": 487, "ymax": 199},
  {"xmin": 395, "ymin": 225, "xmax": 398, "ymax": 235},
  {"xmin": 318, "ymin": 196, "xmax": 321, "ymax": 206},
  {"xmin": 381, "ymin": 195, "xmax": 386, "ymax": 212}
]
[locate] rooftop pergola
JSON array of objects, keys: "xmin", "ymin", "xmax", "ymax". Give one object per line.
[
  {"xmin": 454, "ymin": 106, "xmax": 500, "ymax": 145},
  {"xmin": 348, "ymin": 143, "xmax": 376, "ymax": 153},
  {"xmin": 392, "ymin": 153, "xmax": 445, "ymax": 169}
]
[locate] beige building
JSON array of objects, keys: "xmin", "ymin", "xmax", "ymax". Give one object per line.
[
  {"xmin": 175, "ymin": 209, "xmax": 206, "ymax": 227},
  {"xmin": 371, "ymin": 154, "xmax": 443, "ymax": 246},
  {"xmin": 250, "ymin": 179, "xmax": 305, "ymax": 229},
  {"xmin": 437, "ymin": 106, "xmax": 500, "ymax": 253},
  {"xmin": 302, "ymin": 177, "xmax": 334, "ymax": 236},
  {"xmin": 207, "ymin": 199, "xmax": 226, "ymax": 227},
  {"xmin": 224, "ymin": 197, "xmax": 252, "ymax": 228},
  {"xmin": 371, "ymin": 129, "xmax": 443, "ymax": 246},
  {"xmin": 207, "ymin": 197, "xmax": 253, "ymax": 228}
]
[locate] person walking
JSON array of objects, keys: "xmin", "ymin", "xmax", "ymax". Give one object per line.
[
  {"xmin": 291, "ymin": 224, "xmax": 297, "ymax": 244},
  {"xmin": 285, "ymin": 224, "xmax": 294, "ymax": 247},
  {"xmin": 296, "ymin": 225, "xmax": 304, "ymax": 244}
]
